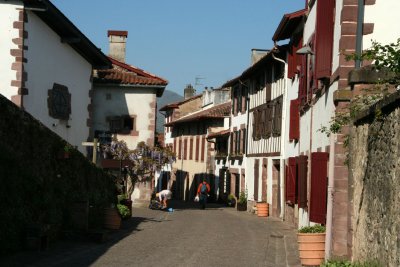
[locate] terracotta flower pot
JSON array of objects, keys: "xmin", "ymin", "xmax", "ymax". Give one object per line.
[
  {"xmin": 256, "ymin": 202, "xmax": 269, "ymax": 217},
  {"xmin": 103, "ymin": 207, "xmax": 121, "ymax": 230},
  {"xmin": 297, "ymin": 233, "xmax": 325, "ymax": 266}
]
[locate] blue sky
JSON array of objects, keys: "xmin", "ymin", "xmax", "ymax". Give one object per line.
[{"xmin": 52, "ymin": 0, "xmax": 305, "ymax": 95}]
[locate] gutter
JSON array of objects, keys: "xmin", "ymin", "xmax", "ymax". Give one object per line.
[
  {"xmin": 271, "ymin": 52, "xmax": 287, "ymax": 220},
  {"xmin": 355, "ymin": 0, "xmax": 365, "ymax": 69}
]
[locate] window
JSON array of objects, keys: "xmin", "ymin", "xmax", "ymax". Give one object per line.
[
  {"xmin": 272, "ymin": 96, "xmax": 283, "ymax": 136},
  {"xmin": 108, "ymin": 115, "xmax": 136, "ymax": 135},
  {"xmin": 183, "ymin": 139, "xmax": 188, "ymax": 160},
  {"xmin": 189, "ymin": 138, "xmax": 193, "ymax": 160}
]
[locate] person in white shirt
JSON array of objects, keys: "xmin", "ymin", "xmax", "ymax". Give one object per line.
[{"xmin": 156, "ymin": 189, "xmax": 172, "ymax": 209}]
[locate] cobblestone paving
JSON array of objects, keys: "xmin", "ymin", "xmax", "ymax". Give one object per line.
[{"xmin": 1, "ymin": 201, "xmax": 301, "ymax": 267}]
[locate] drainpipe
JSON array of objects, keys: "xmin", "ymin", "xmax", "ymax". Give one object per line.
[
  {"xmin": 355, "ymin": 0, "xmax": 365, "ymax": 69},
  {"xmin": 325, "ymin": 131, "xmax": 335, "ymax": 259},
  {"xmin": 272, "ymin": 52, "xmax": 287, "ymax": 219}
]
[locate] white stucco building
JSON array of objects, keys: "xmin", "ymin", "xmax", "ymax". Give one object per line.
[{"xmin": 0, "ymin": 0, "xmax": 111, "ymax": 153}]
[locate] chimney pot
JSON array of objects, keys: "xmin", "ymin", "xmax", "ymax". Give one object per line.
[{"xmin": 108, "ymin": 30, "xmax": 128, "ymax": 62}]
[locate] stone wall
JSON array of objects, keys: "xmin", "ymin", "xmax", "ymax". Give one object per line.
[
  {"xmin": 0, "ymin": 95, "xmax": 115, "ymax": 254},
  {"xmin": 349, "ymin": 90, "xmax": 400, "ymax": 266}
]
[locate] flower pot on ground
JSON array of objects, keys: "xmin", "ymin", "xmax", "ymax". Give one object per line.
[
  {"xmin": 117, "ymin": 204, "xmax": 131, "ymax": 220},
  {"xmin": 103, "ymin": 207, "xmax": 121, "ymax": 230},
  {"xmin": 297, "ymin": 225, "xmax": 326, "ymax": 266},
  {"xmin": 227, "ymin": 194, "xmax": 236, "ymax": 207},
  {"xmin": 256, "ymin": 202, "xmax": 269, "ymax": 217},
  {"xmin": 237, "ymin": 190, "xmax": 247, "ymax": 211}
]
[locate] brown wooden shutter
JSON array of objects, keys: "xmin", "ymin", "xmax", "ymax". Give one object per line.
[
  {"xmin": 289, "ymin": 99, "xmax": 300, "ymax": 141},
  {"xmin": 265, "ymin": 104, "xmax": 272, "ymax": 137},
  {"xmin": 178, "ymin": 139, "xmax": 182, "ymax": 159},
  {"xmin": 195, "ymin": 136, "xmax": 200, "ymax": 161},
  {"xmin": 286, "ymin": 157, "xmax": 297, "ymax": 204},
  {"xmin": 315, "ymin": 0, "xmax": 335, "ymax": 79},
  {"xmin": 173, "ymin": 138, "xmax": 177, "ymax": 155},
  {"xmin": 273, "ymin": 97, "xmax": 282, "ymax": 136},
  {"xmin": 297, "ymin": 155, "xmax": 308, "ymax": 208},
  {"xmin": 201, "ymin": 136, "xmax": 205, "ymax": 162},
  {"xmin": 242, "ymin": 129, "xmax": 246, "ymax": 154},
  {"xmin": 310, "ymin": 152, "xmax": 329, "ymax": 224},
  {"xmin": 288, "ymin": 37, "xmax": 303, "ymax": 79},
  {"xmin": 183, "ymin": 139, "xmax": 188, "ymax": 160},
  {"xmin": 189, "ymin": 138, "xmax": 193, "ymax": 160},
  {"xmin": 241, "ymin": 86, "xmax": 247, "ymax": 113},
  {"xmin": 254, "ymin": 159, "xmax": 259, "ymax": 201}
]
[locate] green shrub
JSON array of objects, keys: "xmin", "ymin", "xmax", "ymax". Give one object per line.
[
  {"xmin": 117, "ymin": 204, "xmax": 131, "ymax": 219},
  {"xmin": 238, "ymin": 191, "xmax": 247, "ymax": 204},
  {"xmin": 298, "ymin": 224, "xmax": 326, "ymax": 233}
]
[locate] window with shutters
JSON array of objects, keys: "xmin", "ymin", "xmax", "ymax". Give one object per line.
[
  {"xmin": 298, "ymin": 55, "xmax": 308, "ymax": 106},
  {"xmin": 265, "ymin": 103, "xmax": 273, "ymax": 137},
  {"xmin": 297, "ymin": 155, "xmax": 308, "ymax": 208},
  {"xmin": 252, "ymin": 110, "xmax": 261, "ymax": 141},
  {"xmin": 315, "ymin": 0, "xmax": 335, "ymax": 81},
  {"xmin": 285, "ymin": 157, "xmax": 297, "ymax": 204},
  {"xmin": 173, "ymin": 138, "xmax": 177, "ymax": 155},
  {"xmin": 289, "ymin": 99, "xmax": 300, "ymax": 141},
  {"xmin": 237, "ymin": 86, "xmax": 242, "ymax": 114},
  {"xmin": 236, "ymin": 130, "xmax": 241, "ymax": 155},
  {"xmin": 310, "ymin": 152, "xmax": 329, "ymax": 224}
]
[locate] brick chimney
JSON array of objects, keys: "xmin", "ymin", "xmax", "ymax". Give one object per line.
[{"xmin": 107, "ymin": 30, "xmax": 128, "ymax": 62}]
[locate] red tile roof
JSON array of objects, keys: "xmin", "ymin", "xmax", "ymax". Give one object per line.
[
  {"xmin": 164, "ymin": 101, "xmax": 231, "ymax": 126},
  {"xmin": 93, "ymin": 57, "xmax": 168, "ymax": 96},
  {"xmin": 95, "ymin": 69, "xmax": 167, "ymax": 86}
]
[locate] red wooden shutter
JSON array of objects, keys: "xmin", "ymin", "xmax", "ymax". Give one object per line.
[
  {"xmin": 183, "ymin": 139, "xmax": 188, "ymax": 160},
  {"xmin": 201, "ymin": 136, "xmax": 205, "ymax": 162},
  {"xmin": 288, "ymin": 46, "xmax": 295, "ymax": 79},
  {"xmin": 195, "ymin": 136, "xmax": 200, "ymax": 161},
  {"xmin": 315, "ymin": 0, "xmax": 335, "ymax": 79},
  {"xmin": 286, "ymin": 157, "xmax": 297, "ymax": 204},
  {"xmin": 310, "ymin": 152, "xmax": 329, "ymax": 224},
  {"xmin": 289, "ymin": 99, "xmax": 300, "ymax": 141},
  {"xmin": 297, "ymin": 155, "xmax": 308, "ymax": 208},
  {"xmin": 189, "ymin": 138, "xmax": 193, "ymax": 160},
  {"xmin": 178, "ymin": 139, "xmax": 182, "ymax": 159}
]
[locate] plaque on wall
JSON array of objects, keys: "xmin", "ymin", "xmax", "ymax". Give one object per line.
[{"xmin": 48, "ymin": 83, "xmax": 71, "ymax": 120}]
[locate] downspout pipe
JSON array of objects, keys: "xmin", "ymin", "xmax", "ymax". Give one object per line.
[
  {"xmin": 325, "ymin": 131, "xmax": 335, "ymax": 259},
  {"xmin": 272, "ymin": 52, "xmax": 287, "ymax": 220},
  {"xmin": 355, "ymin": 0, "xmax": 365, "ymax": 69}
]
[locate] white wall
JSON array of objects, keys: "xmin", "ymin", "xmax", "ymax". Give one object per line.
[
  {"xmin": 303, "ymin": 2, "xmax": 317, "ymax": 44},
  {"xmin": 284, "ymin": 78, "xmax": 300, "ymax": 159},
  {"xmin": 92, "ymin": 87, "xmax": 155, "ymax": 150},
  {"xmin": 24, "ymin": 11, "xmax": 93, "ymax": 153},
  {"xmin": 332, "ymin": 0, "xmax": 344, "ymax": 72},
  {"xmin": 364, "ymin": 0, "xmax": 400, "ymax": 49},
  {"xmin": 0, "ymin": 1, "xmax": 22, "ymax": 100}
]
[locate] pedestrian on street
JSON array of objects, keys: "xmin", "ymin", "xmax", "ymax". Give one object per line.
[
  {"xmin": 196, "ymin": 179, "xmax": 210, "ymax": 209},
  {"xmin": 156, "ymin": 189, "xmax": 172, "ymax": 209}
]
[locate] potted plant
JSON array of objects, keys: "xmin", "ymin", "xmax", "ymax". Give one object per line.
[
  {"xmin": 227, "ymin": 194, "xmax": 236, "ymax": 207},
  {"xmin": 63, "ymin": 143, "xmax": 73, "ymax": 159},
  {"xmin": 117, "ymin": 204, "xmax": 131, "ymax": 220},
  {"xmin": 297, "ymin": 224, "xmax": 326, "ymax": 266},
  {"xmin": 103, "ymin": 204, "xmax": 121, "ymax": 230},
  {"xmin": 118, "ymin": 194, "xmax": 132, "ymax": 216},
  {"xmin": 237, "ymin": 190, "xmax": 247, "ymax": 211}
]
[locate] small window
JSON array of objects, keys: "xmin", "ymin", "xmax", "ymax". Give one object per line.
[{"xmin": 108, "ymin": 115, "xmax": 135, "ymax": 134}]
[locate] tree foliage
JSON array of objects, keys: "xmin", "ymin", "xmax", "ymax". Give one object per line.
[{"xmin": 102, "ymin": 138, "xmax": 175, "ymax": 197}]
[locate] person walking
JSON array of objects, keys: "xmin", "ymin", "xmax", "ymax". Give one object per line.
[{"xmin": 196, "ymin": 179, "xmax": 210, "ymax": 209}]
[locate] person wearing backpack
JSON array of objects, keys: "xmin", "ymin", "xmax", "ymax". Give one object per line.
[{"xmin": 196, "ymin": 179, "xmax": 210, "ymax": 209}]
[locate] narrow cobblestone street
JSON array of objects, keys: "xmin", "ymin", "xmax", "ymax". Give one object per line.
[{"xmin": 1, "ymin": 201, "xmax": 301, "ymax": 267}]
